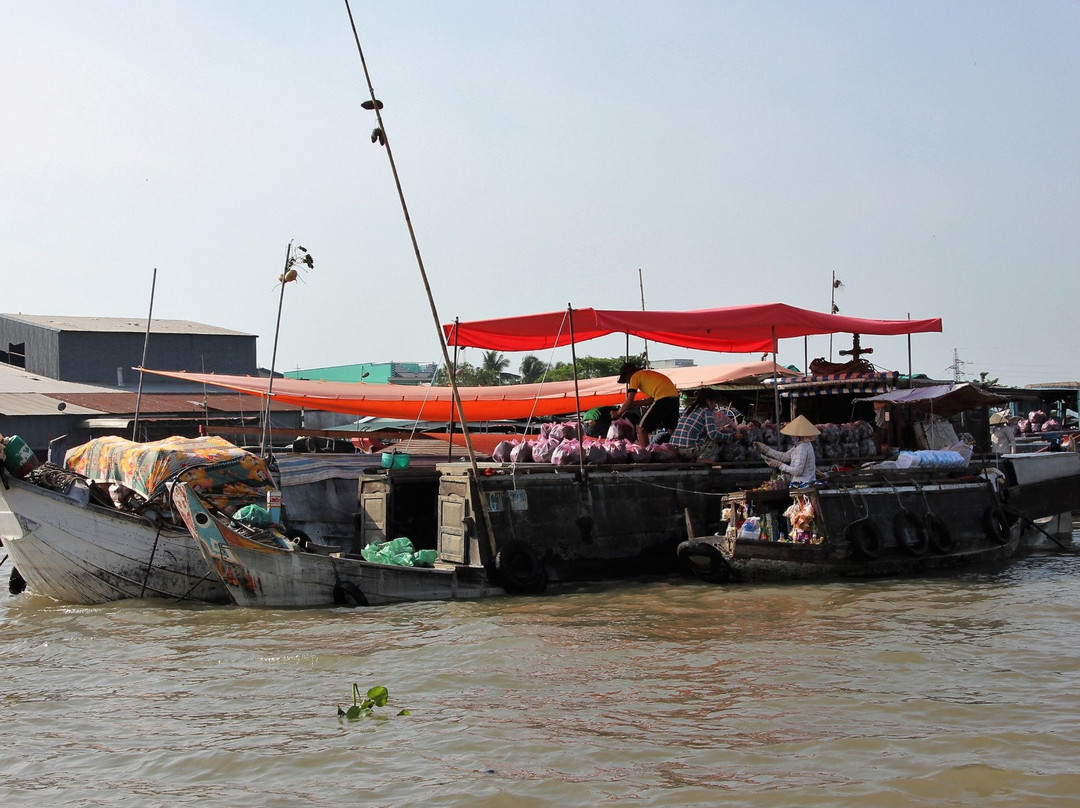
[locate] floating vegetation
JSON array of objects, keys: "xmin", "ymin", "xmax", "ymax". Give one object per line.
[{"xmin": 337, "ymin": 684, "xmax": 411, "ymax": 720}]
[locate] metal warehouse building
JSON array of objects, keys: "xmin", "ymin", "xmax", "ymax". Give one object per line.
[{"xmin": 0, "ymin": 314, "xmax": 257, "ymax": 388}]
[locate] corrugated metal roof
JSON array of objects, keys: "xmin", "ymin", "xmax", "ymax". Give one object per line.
[
  {"xmin": 1, "ymin": 313, "xmax": 253, "ymax": 337},
  {"xmin": 55, "ymin": 392, "xmax": 302, "ymax": 415},
  {"xmin": 0, "ymin": 393, "xmax": 103, "ymax": 417},
  {"xmin": 0, "ymin": 362, "xmax": 122, "ymax": 394}
]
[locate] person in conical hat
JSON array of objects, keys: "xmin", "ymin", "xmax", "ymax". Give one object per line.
[
  {"xmin": 779, "ymin": 414, "xmax": 820, "ymax": 438},
  {"xmin": 752, "ymin": 415, "xmax": 820, "ymax": 485},
  {"xmin": 989, "ymin": 410, "xmax": 1016, "ymax": 454}
]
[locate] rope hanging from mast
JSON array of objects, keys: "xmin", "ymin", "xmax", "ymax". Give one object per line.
[{"xmin": 342, "ymin": 0, "xmax": 497, "ymax": 558}]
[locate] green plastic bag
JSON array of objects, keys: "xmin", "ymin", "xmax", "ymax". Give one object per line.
[
  {"xmin": 414, "ymin": 549, "xmax": 439, "ymax": 567},
  {"xmin": 362, "ymin": 538, "xmax": 420, "ymax": 567},
  {"xmin": 233, "ymin": 504, "xmax": 273, "ymax": 527},
  {"xmin": 387, "ymin": 536, "xmax": 415, "ymax": 555},
  {"xmin": 361, "ymin": 542, "xmax": 394, "ymax": 564}
]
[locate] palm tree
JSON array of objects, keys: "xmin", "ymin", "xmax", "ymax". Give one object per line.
[
  {"xmin": 519, "ymin": 355, "xmax": 549, "ymax": 384},
  {"xmin": 481, "ymin": 351, "xmax": 511, "ymax": 385}
]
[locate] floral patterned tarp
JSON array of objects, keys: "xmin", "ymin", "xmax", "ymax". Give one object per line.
[{"xmin": 65, "ymin": 435, "xmax": 275, "ymax": 509}]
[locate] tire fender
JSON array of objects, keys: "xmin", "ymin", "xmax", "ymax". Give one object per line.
[
  {"xmin": 333, "ymin": 580, "xmax": 369, "ymax": 607},
  {"xmin": 922, "ymin": 514, "xmax": 954, "ymax": 554},
  {"xmin": 846, "ymin": 519, "xmax": 882, "ymax": 559},
  {"xmin": 894, "ymin": 511, "xmax": 930, "ymax": 556},
  {"xmin": 496, "ymin": 540, "xmax": 548, "ymax": 594},
  {"xmin": 984, "ymin": 506, "xmax": 1009, "ymax": 545}
]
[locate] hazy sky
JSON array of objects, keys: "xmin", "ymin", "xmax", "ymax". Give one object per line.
[{"xmin": 3, "ymin": 1, "xmax": 1077, "ymax": 386}]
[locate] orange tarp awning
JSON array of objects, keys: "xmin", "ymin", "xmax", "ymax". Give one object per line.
[{"xmin": 142, "ymin": 361, "xmax": 791, "ymax": 421}]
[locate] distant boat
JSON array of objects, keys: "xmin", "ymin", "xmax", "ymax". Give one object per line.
[
  {"xmin": 171, "ymin": 481, "xmax": 503, "ymax": 608},
  {"xmin": 677, "ymin": 468, "xmax": 1021, "ymax": 584},
  {"xmin": 0, "ymin": 435, "xmax": 276, "ymax": 604}
]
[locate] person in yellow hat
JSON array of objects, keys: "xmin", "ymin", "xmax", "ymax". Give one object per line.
[{"xmin": 752, "ymin": 415, "xmax": 820, "ymax": 485}]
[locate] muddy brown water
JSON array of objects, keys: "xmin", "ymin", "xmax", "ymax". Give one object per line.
[{"xmin": 3, "ymin": 544, "xmax": 1080, "ymax": 807}]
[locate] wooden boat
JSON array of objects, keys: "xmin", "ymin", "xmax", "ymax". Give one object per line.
[
  {"xmin": 997, "ymin": 450, "xmax": 1080, "ymax": 551},
  {"xmin": 0, "ymin": 465, "xmax": 228, "ymax": 604},
  {"xmin": 677, "ymin": 467, "xmax": 1021, "ymax": 584},
  {"xmin": 0, "ymin": 436, "xmax": 277, "ymax": 604},
  {"xmin": 171, "ymin": 480, "xmax": 503, "ymax": 608}
]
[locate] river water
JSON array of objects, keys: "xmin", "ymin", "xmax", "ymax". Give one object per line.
[{"xmin": 3, "ymin": 547, "xmax": 1080, "ymax": 807}]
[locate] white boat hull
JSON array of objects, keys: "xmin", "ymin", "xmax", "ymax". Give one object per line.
[{"xmin": 0, "ymin": 474, "xmax": 228, "ymax": 604}]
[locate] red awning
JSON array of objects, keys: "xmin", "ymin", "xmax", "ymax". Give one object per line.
[
  {"xmin": 444, "ymin": 303, "xmax": 942, "ymax": 353},
  {"xmin": 142, "ymin": 361, "xmax": 791, "ymax": 421}
]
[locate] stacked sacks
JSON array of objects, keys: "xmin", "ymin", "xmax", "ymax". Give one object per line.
[
  {"xmin": 745, "ymin": 419, "xmax": 877, "ymax": 462},
  {"xmin": 509, "ymin": 441, "xmax": 533, "ymax": 463},
  {"xmin": 1020, "ymin": 410, "xmax": 1059, "ymax": 434},
  {"xmin": 817, "ymin": 423, "xmax": 843, "ymax": 459},
  {"xmin": 606, "ymin": 418, "xmax": 636, "ymax": 441},
  {"xmin": 488, "ymin": 417, "xmax": 879, "ymax": 467}
]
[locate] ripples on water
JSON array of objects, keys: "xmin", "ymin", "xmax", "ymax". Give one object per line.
[{"xmin": 3, "ymin": 551, "xmax": 1080, "ymax": 807}]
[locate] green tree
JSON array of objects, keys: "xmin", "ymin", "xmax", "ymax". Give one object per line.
[
  {"xmin": 545, "ymin": 355, "xmax": 644, "ymax": 381},
  {"xmin": 480, "ymin": 351, "xmax": 513, "ymax": 385},
  {"xmin": 434, "ymin": 353, "xmax": 642, "ymax": 386},
  {"xmin": 519, "ymin": 355, "xmax": 549, "ymax": 384},
  {"xmin": 432, "ymin": 361, "xmax": 485, "ymax": 386}
]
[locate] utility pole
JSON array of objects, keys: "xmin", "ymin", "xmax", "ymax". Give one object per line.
[{"xmin": 946, "ymin": 348, "xmax": 969, "ymax": 383}]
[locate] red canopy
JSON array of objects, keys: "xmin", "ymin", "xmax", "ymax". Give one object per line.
[
  {"xmin": 444, "ymin": 303, "xmax": 942, "ymax": 353},
  {"xmin": 142, "ymin": 361, "xmax": 792, "ymax": 421}
]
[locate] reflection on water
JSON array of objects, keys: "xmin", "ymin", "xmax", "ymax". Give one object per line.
[{"xmin": 3, "ymin": 551, "xmax": 1080, "ymax": 806}]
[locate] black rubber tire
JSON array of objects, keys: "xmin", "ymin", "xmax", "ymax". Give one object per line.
[
  {"xmin": 676, "ymin": 539, "xmax": 735, "ymax": 583},
  {"xmin": 332, "ymin": 580, "xmax": 369, "ymax": 607},
  {"xmin": 984, "ymin": 506, "xmax": 1009, "ymax": 545},
  {"xmin": 9, "ymin": 566, "xmax": 26, "ymax": 595},
  {"xmin": 894, "ymin": 511, "xmax": 930, "ymax": 556},
  {"xmin": 496, "ymin": 540, "xmax": 548, "ymax": 594},
  {"xmin": 846, "ymin": 519, "xmax": 882, "ymax": 559},
  {"xmin": 923, "ymin": 513, "xmax": 954, "ymax": 554}
]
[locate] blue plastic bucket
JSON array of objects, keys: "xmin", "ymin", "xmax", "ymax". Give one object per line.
[{"xmin": 381, "ymin": 451, "xmax": 410, "ymax": 469}]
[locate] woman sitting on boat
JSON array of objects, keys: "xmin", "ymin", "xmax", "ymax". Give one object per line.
[
  {"xmin": 669, "ymin": 388, "xmax": 726, "ymax": 462},
  {"xmin": 752, "ymin": 415, "xmax": 820, "ymax": 486}
]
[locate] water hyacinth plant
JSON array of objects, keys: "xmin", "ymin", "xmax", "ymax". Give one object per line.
[{"xmin": 337, "ymin": 684, "xmax": 410, "ymax": 719}]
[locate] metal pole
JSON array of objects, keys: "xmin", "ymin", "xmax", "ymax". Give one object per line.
[
  {"xmin": 771, "ymin": 326, "xmax": 782, "ymax": 440},
  {"xmin": 447, "ymin": 319, "xmax": 459, "ymax": 461},
  {"xmin": 907, "ymin": 313, "xmax": 913, "ymax": 388},
  {"xmin": 638, "ymin": 268, "xmax": 649, "ymax": 367},
  {"xmin": 567, "ymin": 305, "xmax": 586, "ymax": 477},
  {"xmin": 829, "ymin": 271, "xmax": 835, "ymax": 361},
  {"xmin": 260, "ymin": 242, "xmax": 293, "ymax": 458},
  {"xmin": 132, "ymin": 268, "xmax": 157, "ymax": 441}
]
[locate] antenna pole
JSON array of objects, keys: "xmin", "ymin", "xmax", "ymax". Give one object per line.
[{"xmin": 132, "ymin": 267, "xmax": 157, "ymax": 441}]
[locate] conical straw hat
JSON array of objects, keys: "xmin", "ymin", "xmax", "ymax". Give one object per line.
[{"xmin": 780, "ymin": 414, "xmax": 820, "ymax": 437}]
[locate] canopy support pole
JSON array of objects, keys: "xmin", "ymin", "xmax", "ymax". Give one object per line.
[
  {"xmin": 447, "ymin": 320, "xmax": 459, "ymax": 461},
  {"xmin": 568, "ymin": 305, "xmax": 586, "ymax": 478},
  {"xmin": 771, "ymin": 326, "xmax": 782, "ymax": 440},
  {"xmin": 638, "ymin": 268, "xmax": 649, "ymax": 367},
  {"xmin": 907, "ymin": 313, "xmax": 913, "ymax": 389}
]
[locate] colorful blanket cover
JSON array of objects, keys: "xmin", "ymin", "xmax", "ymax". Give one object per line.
[{"xmin": 65, "ymin": 435, "xmax": 275, "ymax": 509}]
